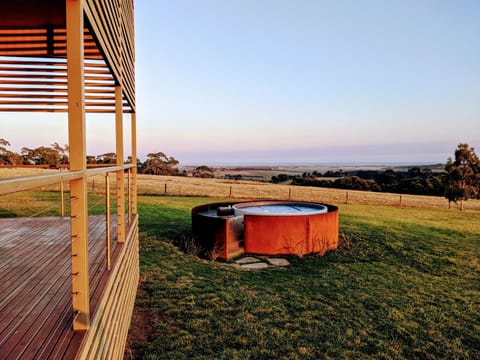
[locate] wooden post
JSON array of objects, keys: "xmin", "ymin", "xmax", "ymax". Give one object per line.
[
  {"xmin": 127, "ymin": 168, "xmax": 132, "ymax": 224},
  {"xmin": 229, "ymin": 186, "xmax": 232, "ymax": 198},
  {"xmin": 105, "ymin": 173, "xmax": 111, "ymax": 271},
  {"xmin": 60, "ymin": 181, "xmax": 65, "ymax": 217},
  {"xmin": 399, "ymin": 195, "xmax": 402, "ymax": 207},
  {"xmin": 115, "ymin": 85, "xmax": 125, "ymax": 243},
  {"xmin": 345, "ymin": 191, "xmax": 349, "ymax": 204},
  {"xmin": 164, "ymin": 183, "xmax": 167, "ymax": 194},
  {"xmin": 67, "ymin": 0, "xmax": 89, "ymax": 330},
  {"xmin": 288, "ymin": 187, "xmax": 292, "ymax": 200},
  {"xmin": 131, "ymin": 112, "xmax": 137, "ymax": 215}
]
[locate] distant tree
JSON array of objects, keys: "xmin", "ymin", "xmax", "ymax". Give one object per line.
[
  {"xmin": 225, "ymin": 174, "xmax": 243, "ymax": 180},
  {"xmin": 193, "ymin": 165, "xmax": 214, "ymax": 178},
  {"xmin": 0, "ymin": 139, "xmax": 22, "ymax": 165},
  {"xmin": 374, "ymin": 169, "xmax": 399, "ymax": 187},
  {"xmin": 143, "ymin": 152, "xmax": 179, "ymax": 175},
  {"xmin": 51, "ymin": 142, "xmax": 69, "ymax": 164},
  {"xmin": 333, "ymin": 176, "xmax": 381, "ymax": 192},
  {"xmin": 17, "ymin": 143, "xmax": 70, "ymax": 167},
  {"xmin": 0, "ymin": 138, "xmax": 9, "ymax": 154},
  {"xmin": 277, "ymin": 174, "xmax": 290, "ymax": 182},
  {"xmin": 86, "ymin": 155, "xmax": 97, "ymax": 164},
  {"xmin": 0, "ymin": 139, "xmax": 11, "ymax": 164},
  {"xmin": 95, "ymin": 152, "xmax": 117, "ymax": 164},
  {"xmin": 21, "ymin": 146, "xmax": 60, "ymax": 166},
  {"xmin": 444, "ymin": 143, "xmax": 480, "ymax": 210}
]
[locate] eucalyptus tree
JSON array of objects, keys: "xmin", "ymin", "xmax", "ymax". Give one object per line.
[{"xmin": 444, "ymin": 143, "xmax": 480, "ymax": 210}]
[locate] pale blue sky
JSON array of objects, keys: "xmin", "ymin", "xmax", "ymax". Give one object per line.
[{"xmin": 2, "ymin": 0, "xmax": 480, "ymax": 164}]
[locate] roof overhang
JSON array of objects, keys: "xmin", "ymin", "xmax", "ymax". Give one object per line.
[{"xmin": 0, "ymin": 0, "xmax": 135, "ymax": 113}]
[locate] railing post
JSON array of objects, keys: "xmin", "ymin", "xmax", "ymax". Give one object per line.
[
  {"xmin": 105, "ymin": 173, "xmax": 111, "ymax": 271},
  {"xmin": 131, "ymin": 112, "xmax": 137, "ymax": 215},
  {"xmin": 60, "ymin": 181, "xmax": 65, "ymax": 217},
  {"xmin": 127, "ymin": 168, "xmax": 132, "ymax": 224},
  {"xmin": 67, "ymin": 0, "xmax": 90, "ymax": 331},
  {"xmin": 115, "ymin": 85, "xmax": 125, "ymax": 243}
]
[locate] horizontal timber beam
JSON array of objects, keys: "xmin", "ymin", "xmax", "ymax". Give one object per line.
[{"xmin": 0, "ymin": 164, "xmax": 135, "ymax": 196}]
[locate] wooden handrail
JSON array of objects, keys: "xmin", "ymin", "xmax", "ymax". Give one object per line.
[
  {"xmin": 0, "ymin": 170, "xmax": 83, "ymax": 195},
  {"xmin": 0, "ymin": 164, "xmax": 136, "ymax": 196},
  {"xmin": 86, "ymin": 163, "xmax": 134, "ymax": 176}
]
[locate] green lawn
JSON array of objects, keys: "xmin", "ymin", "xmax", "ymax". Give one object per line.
[
  {"xmin": 1, "ymin": 192, "xmax": 479, "ymax": 358},
  {"xmin": 128, "ymin": 196, "xmax": 480, "ymax": 359}
]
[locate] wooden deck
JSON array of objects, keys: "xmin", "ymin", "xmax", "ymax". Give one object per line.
[{"xmin": 0, "ymin": 215, "xmax": 130, "ymax": 359}]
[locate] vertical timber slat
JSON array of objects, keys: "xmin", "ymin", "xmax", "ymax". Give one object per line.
[
  {"xmin": 60, "ymin": 181, "xmax": 65, "ymax": 217},
  {"xmin": 105, "ymin": 173, "xmax": 111, "ymax": 271},
  {"xmin": 127, "ymin": 169, "xmax": 131, "ymax": 224},
  {"xmin": 131, "ymin": 112, "xmax": 137, "ymax": 214},
  {"xmin": 115, "ymin": 84, "xmax": 125, "ymax": 243},
  {"xmin": 66, "ymin": 0, "xmax": 90, "ymax": 330},
  {"xmin": 77, "ymin": 215, "xmax": 139, "ymax": 359}
]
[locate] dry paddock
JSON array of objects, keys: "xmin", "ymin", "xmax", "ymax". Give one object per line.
[
  {"xmin": 1, "ymin": 169, "xmax": 479, "ymax": 211},
  {"xmin": 137, "ymin": 175, "xmax": 480, "ymax": 211}
]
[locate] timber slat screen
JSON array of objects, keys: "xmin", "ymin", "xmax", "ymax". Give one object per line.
[
  {"xmin": 83, "ymin": 0, "xmax": 136, "ymax": 110},
  {"xmin": 0, "ymin": 54, "xmax": 131, "ymax": 113},
  {"xmin": 0, "ymin": 0, "xmax": 138, "ymax": 358},
  {"xmin": 0, "ymin": 0, "xmax": 135, "ymax": 113}
]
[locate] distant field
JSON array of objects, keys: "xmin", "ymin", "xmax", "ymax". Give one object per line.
[
  {"xmin": 0, "ymin": 167, "xmax": 55, "ymax": 179},
  {"xmin": 1, "ymin": 168, "xmax": 479, "ymax": 210},
  {"xmin": 181, "ymin": 163, "xmax": 446, "ymax": 181},
  {"xmin": 137, "ymin": 174, "xmax": 480, "ymax": 211}
]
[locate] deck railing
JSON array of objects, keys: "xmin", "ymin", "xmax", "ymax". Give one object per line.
[
  {"xmin": 0, "ymin": 165, "xmax": 134, "ymax": 196},
  {"xmin": 0, "ymin": 164, "xmax": 136, "ymax": 325}
]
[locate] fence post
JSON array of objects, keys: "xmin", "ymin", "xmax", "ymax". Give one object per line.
[
  {"xmin": 229, "ymin": 186, "xmax": 232, "ymax": 198},
  {"xmin": 345, "ymin": 191, "xmax": 349, "ymax": 204},
  {"xmin": 399, "ymin": 195, "xmax": 402, "ymax": 207},
  {"xmin": 288, "ymin": 187, "xmax": 292, "ymax": 200},
  {"xmin": 164, "ymin": 183, "xmax": 167, "ymax": 194}
]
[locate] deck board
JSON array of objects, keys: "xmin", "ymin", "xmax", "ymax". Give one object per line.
[{"xmin": 0, "ymin": 215, "xmax": 128, "ymax": 359}]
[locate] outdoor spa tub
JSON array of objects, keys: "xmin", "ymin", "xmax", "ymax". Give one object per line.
[{"xmin": 192, "ymin": 200, "xmax": 339, "ymax": 260}]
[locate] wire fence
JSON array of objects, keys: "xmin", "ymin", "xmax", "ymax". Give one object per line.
[
  {"xmin": 135, "ymin": 175, "xmax": 480, "ymax": 211},
  {"xmin": 1, "ymin": 171, "xmax": 479, "ymax": 212}
]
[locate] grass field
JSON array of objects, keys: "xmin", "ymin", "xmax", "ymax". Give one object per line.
[
  {"xmin": 135, "ymin": 175, "xmax": 480, "ymax": 211},
  {"xmin": 1, "ymin": 170, "xmax": 479, "ymax": 358},
  {"xmin": 126, "ymin": 196, "xmax": 480, "ymax": 359}
]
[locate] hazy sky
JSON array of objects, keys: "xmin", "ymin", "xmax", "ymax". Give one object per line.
[{"xmin": 2, "ymin": 0, "xmax": 480, "ymax": 164}]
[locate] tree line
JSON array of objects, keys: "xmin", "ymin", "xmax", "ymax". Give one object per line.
[
  {"xmin": 2, "ymin": 139, "xmax": 478, "ymax": 209},
  {"xmin": 289, "ymin": 168, "xmax": 445, "ymax": 196},
  {"xmin": 273, "ymin": 144, "xmax": 479, "ymax": 209},
  {"xmin": 1, "ymin": 139, "xmax": 69, "ymax": 167},
  {"xmin": 0, "ymin": 139, "xmax": 209, "ymax": 177}
]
